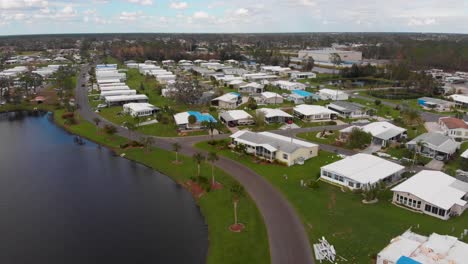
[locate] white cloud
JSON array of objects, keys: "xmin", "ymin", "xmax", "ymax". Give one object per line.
[
  {"xmin": 234, "ymin": 8, "xmax": 249, "ymax": 16},
  {"xmin": 127, "ymin": 0, "xmax": 153, "ymax": 6},
  {"xmin": 119, "ymin": 11, "xmax": 143, "ymax": 21},
  {"xmin": 0, "ymin": 0, "xmax": 48, "ymax": 10},
  {"xmin": 408, "ymin": 17, "xmax": 437, "ymax": 26},
  {"xmin": 193, "ymin": 11, "xmax": 210, "ymax": 19},
  {"xmin": 170, "ymin": 2, "xmax": 188, "ymax": 10}
]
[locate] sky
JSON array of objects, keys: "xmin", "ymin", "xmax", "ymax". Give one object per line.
[{"xmin": 0, "ymin": 0, "xmax": 468, "ymax": 35}]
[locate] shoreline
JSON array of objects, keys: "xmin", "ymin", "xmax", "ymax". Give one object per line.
[{"xmin": 47, "ymin": 109, "xmax": 270, "ymax": 264}]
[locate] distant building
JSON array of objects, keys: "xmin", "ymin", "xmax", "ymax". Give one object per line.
[
  {"xmin": 298, "ymin": 49, "xmax": 362, "ymax": 64},
  {"xmin": 377, "ymin": 230, "xmax": 468, "ymax": 264},
  {"xmin": 290, "ymin": 72, "xmax": 316, "ymax": 80},
  {"xmin": 417, "ymin": 97, "xmax": 455, "ymax": 112},
  {"xmin": 391, "ymin": 170, "xmax": 468, "ymax": 220},
  {"xmin": 230, "ymin": 130, "xmax": 319, "ymax": 166},
  {"xmin": 318, "ymin": 89, "xmax": 349, "ymax": 101},
  {"xmin": 439, "ymin": 117, "xmax": 468, "ymax": 140},
  {"xmin": 272, "ymin": 80, "xmax": 306, "ymax": 91},
  {"xmin": 320, "ymin": 153, "xmax": 404, "ymax": 190}
]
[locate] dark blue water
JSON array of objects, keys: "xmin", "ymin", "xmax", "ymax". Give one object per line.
[{"xmin": 0, "ymin": 112, "xmax": 208, "ymax": 264}]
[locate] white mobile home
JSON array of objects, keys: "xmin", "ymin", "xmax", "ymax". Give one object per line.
[
  {"xmin": 105, "ymin": 94, "xmax": 149, "ymax": 106},
  {"xmin": 256, "ymin": 108, "xmax": 293, "ymax": 124},
  {"xmin": 320, "ymin": 154, "xmax": 404, "ymax": 190},
  {"xmin": 211, "ymin": 92, "xmax": 242, "ymax": 109},
  {"xmin": 230, "ymin": 130, "xmax": 319, "ymax": 166},
  {"xmin": 318, "ymin": 89, "xmax": 349, "ymax": 101},
  {"xmin": 219, "ymin": 110, "xmax": 255, "ymax": 127},
  {"xmin": 259, "ymin": 92, "xmax": 284, "ymax": 104},
  {"xmin": 123, "ymin": 103, "xmax": 159, "ymax": 117},
  {"xmin": 100, "ymin": 90, "xmax": 137, "ymax": 99},
  {"xmin": 391, "ymin": 170, "xmax": 468, "ymax": 220},
  {"xmin": 293, "ymin": 104, "xmax": 338, "ymax": 121}
]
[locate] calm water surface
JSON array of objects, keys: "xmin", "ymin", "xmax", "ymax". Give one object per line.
[{"xmin": 0, "ymin": 112, "xmax": 208, "ymax": 264}]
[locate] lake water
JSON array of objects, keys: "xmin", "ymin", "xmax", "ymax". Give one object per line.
[{"xmin": 0, "ymin": 111, "xmax": 208, "ymax": 264}]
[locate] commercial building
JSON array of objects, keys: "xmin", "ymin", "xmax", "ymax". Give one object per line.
[
  {"xmin": 211, "ymin": 92, "xmax": 242, "ymax": 109},
  {"xmin": 123, "ymin": 103, "xmax": 159, "ymax": 117},
  {"xmin": 219, "ymin": 110, "xmax": 255, "ymax": 127},
  {"xmin": 439, "ymin": 117, "xmax": 468, "ymax": 140},
  {"xmin": 377, "ymin": 230, "xmax": 468, "ymax": 264},
  {"xmin": 293, "ymin": 104, "xmax": 338, "ymax": 121},
  {"xmin": 391, "ymin": 170, "xmax": 468, "ymax": 220},
  {"xmin": 320, "ymin": 154, "xmax": 404, "ymax": 190},
  {"xmin": 407, "ymin": 132, "xmax": 459, "ymax": 161},
  {"xmin": 230, "ymin": 130, "xmax": 319, "ymax": 166},
  {"xmin": 318, "ymin": 89, "xmax": 349, "ymax": 101},
  {"xmin": 256, "ymin": 108, "xmax": 293, "ymax": 124},
  {"xmin": 298, "ymin": 49, "xmax": 362, "ymax": 64}
]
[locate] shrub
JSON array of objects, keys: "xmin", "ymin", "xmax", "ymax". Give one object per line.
[
  {"xmin": 61, "ymin": 112, "xmax": 74, "ymax": 119},
  {"xmin": 103, "ymin": 124, "xmax": 117, "ymax": 135},
  {"xmin": 306, "ymin": 180, "xmax": 320, "ymax": 189}
]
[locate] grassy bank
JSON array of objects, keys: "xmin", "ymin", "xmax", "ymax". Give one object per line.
[
  {"xmin": 53, "ymin": 110, "xmax": 270, "ymax": 264},
  {"xmin": 196, "ymin": 140, "xmax": 468, "ymax": 263}
]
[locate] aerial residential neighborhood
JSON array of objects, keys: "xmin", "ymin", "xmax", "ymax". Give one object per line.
[{"xmin": 0, "ymin": 1, "xmax": 468, "ymax": 264}]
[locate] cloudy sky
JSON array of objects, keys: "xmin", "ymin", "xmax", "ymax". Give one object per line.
[{"xmin": 0, "ymin": 0, "xmax": 467, "ymax": 35}]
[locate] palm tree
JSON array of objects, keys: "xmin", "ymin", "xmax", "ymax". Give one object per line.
[
  {"xmin": 192, "ymin": 152, "xmax": 205, "ymax": 179},
  {"xmin": 413, "ymin": 140, "xmax": 427, "ymax": 166},
  {"xmin": 207, "ymin": 151, "xmax": 219, "ymax": 185},
  {"xmin": 141, "ymin": 137, "xmax": 154, "ymax": 153},
  {"xmin": 172, "ymin": 142, "xmax": 181, "ymax": 163},
  {"xmin": 92, "ymin": 117, "xmax": 101, "ymax": 132},
  {"xmin": 230, "ymin": 183, "xmax": 245, "ymax": 227}
]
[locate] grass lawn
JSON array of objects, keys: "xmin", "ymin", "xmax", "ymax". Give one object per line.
[
  {"xmin": 54, "ymin": 110, "xmax": 270, "ymax": 264},
  {"xmin": 444, "ymin": 142, "xmax": 468, "ymax": 175},
  {"xmin": 297, "ymin": 130, "xmax": 339, "ymax": 145},
  {"xmin": 196, "ymin": 141, "xmax": 468, "ymax": 263},
  {"xmin": 349, "ymin": 97, "xmax": 400, "ymax": 119}
]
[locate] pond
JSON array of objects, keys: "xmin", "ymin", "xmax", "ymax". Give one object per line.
[{"xmin": 0, "ymin": 111, "xmax": 208, "ymax": 264}]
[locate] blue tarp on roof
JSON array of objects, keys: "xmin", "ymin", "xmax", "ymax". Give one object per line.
[
  {"xmin": 292, "ymin": 90, "xmax": 313, "ymax": 97},
  {"xmin": 230, "ymin": 92, "xmax": 241, "ymax": 97},
  {"xmin": 187, "ymin": 111, "xmax": 217, "ymax": 123},
  {"xmin": 397, "ymin": 256, "xmax": 421, "ymax": 264}
]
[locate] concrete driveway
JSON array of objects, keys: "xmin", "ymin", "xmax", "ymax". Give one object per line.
[{"xmin": 425, "ymin": 159, "xmax": 444, "ymax": 170}]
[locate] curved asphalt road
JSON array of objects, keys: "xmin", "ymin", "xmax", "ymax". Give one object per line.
[{"xmin": 75, "ymin": 66, "xmax": 315, "ymax": 264}]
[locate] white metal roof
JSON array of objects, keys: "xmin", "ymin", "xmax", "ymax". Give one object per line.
[
  {"xmin": 319, "ymin": 88, "xmax": 347, "ymax": 95},
  {"xmin": 104, "ymin": 94, "xmax": 148, "ymax": 103},
  {"xmin": 257, "ymin": 108, "xmax": 292, "ymax": 118},
  {"xmin": 123, "ymin": 103, "xmax": 157, "ymax": 112},
  {"xmin": 294, "ymin": 104, "xmax": 338, "ymax": 116},
  {"xmin": 212, "ymin": 93, "xmax": 239, "ymax": 103},
  {"xmin": 220, "ymin": 110, "xmax": 252, "ymax": 121},
  {"xmin": 355, "ymin": 121, "xmax": 406, "ymax": 140},
  {"xmin": 261, "ymin": 92, "xmax": 283, "ymax": 99},
  {"xmin": 391, "ymin": 170, "xmax": 468, "ymax": 210},
  {"xmin": 450, "ymin": 94, "xmax": 468, "ymax": 104},
  {"xmin": 321, "ymin": 153, "xmax": 404, "ymax": 185}
]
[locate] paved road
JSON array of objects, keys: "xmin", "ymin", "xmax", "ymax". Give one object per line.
[{"xmin": 75, "ymin": 65, "xmax": 315, "ymax": 264}]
